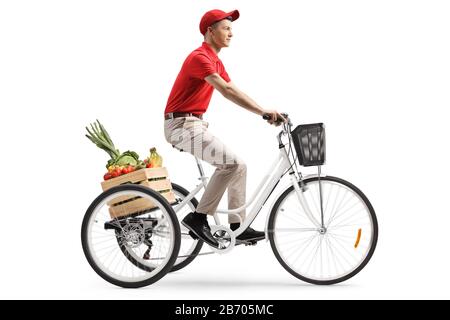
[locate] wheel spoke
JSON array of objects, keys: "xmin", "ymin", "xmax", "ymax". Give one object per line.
[
  {"xmin": 272, "ymin": 228, "xmax": 318, "ymax": 232},
  {"xmin": 327, "ymin": 201, "xmax": 364, "ymax": 227},
  {"xmin": 289, "ymin": 233, "xmax": 320, "ymax": 267}
]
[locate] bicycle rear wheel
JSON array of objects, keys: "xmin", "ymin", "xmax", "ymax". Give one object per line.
[
  {"xmin": 81, "ymin": 184, "xmax": 181, "ymax": 288},
  {"xmin": 268, "ymin": 176, "xmax": 378, "ymax": 285}
]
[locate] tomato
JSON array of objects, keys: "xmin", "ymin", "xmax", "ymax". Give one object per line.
[
  {"xmin": 111, "ymin": 171, "xmax": 120, "ymax": 178},
  {"xmin": 103, "ymin": 173, "xmax": 112, "ymax": 180},
  {"xmin": 127, "ymin": 165, "xmax": 135, "ymax": 172},
  {"xmin": 121, "ymin": 167, "xmax": 129, "ymax": 174},
  {"xmin": 146, "ymin": 163, "xmax": 153, "ymax": 168}
]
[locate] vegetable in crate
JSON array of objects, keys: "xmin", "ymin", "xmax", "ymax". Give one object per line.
[
  {"xmin": 147, "ymin": 147, "xmax": 163, "ymax": 168},
  {"xmin": 85, "ymin": 120, "xmax": 146, "ymax": 176}
]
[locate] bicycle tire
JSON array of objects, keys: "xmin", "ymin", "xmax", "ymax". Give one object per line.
[
  {"xmin": 81, "ymin": 184, "xmax": 181, "ymax": 288},
  {"xmin": 268, "ymin": 176, "xmax": 378, "ymax": 285}
]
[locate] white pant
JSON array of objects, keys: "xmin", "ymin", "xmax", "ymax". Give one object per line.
[{"xmin": 164, "ymin": 116, "xmax": 246, "ymax": 223}]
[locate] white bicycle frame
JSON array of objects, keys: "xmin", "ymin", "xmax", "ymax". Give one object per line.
[{"xmin": 172, "ymin": 122, "xmax": 325, "ymax": 240}]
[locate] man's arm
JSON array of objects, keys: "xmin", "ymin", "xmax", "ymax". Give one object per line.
[{"xmin": 205, "ymin": 73, "xmax": 285, "ymax": 125}]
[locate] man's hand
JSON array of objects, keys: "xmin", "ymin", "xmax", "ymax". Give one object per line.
[{"xmin": 262, "ymin": 110, "xmax": 286, "ymax": 126}]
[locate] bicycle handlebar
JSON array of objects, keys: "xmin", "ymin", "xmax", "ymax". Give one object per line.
[{"xmin": 262, "ymin": 112, "xmax": 290, "ymax": 124}]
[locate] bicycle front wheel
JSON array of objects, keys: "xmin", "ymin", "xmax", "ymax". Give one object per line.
[
  {"xmin": 268, "ymin": 176, "xmax": 378, "ymax": 285},
  {"xmin": 81, "ymin": 184, "xmax": 181, "ymax": 288}
]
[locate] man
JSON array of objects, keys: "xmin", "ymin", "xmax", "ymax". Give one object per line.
[{"xmin": 164, "ymin": 9, "xmax": 285, "ymax": 247}]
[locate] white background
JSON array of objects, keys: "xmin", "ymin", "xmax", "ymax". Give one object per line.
[{"xmin": 1, "ymin": 0, "xmax": 449, "ymax": 300}]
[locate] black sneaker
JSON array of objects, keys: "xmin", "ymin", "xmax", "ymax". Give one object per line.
[
  {"xmin": 181, "ymin": 212, "xmax": 219, "ymax": 248},
  {"xmin": 236, "ymin": 227, "xmax": 266, "ymax": 242}
]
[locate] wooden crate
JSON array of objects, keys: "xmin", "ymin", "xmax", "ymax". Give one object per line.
[{"xmin": 101, "ymin": 167, "xmax": 176, "ymax": 219}]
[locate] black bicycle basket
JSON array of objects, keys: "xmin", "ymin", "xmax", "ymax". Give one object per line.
[{"xmin": 291, "ymin": 123, "xmax": 326, "ymax": 167}]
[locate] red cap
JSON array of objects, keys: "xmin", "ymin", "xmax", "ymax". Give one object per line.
[{"xmin": 199, "ymin": 9, "xmax": 240, "ymax": 35}]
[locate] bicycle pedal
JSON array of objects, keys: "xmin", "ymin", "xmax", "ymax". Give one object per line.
[
  {"xmin": 188, "ymin": 231, "xmax": 199, "ymax": 240},
  {"xmin": 143, "ymin": 248, "xmax": 151, "ymax": 260}
]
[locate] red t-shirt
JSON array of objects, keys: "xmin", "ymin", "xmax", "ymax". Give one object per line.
[{"xmin": 165, "ymin": 42, "xmax": 231, "ymax": 115}]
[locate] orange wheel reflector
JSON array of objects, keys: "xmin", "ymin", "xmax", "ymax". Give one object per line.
[{"xmin": 354, "ymin": 228, "xmax": 362, "ymax": 249}]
